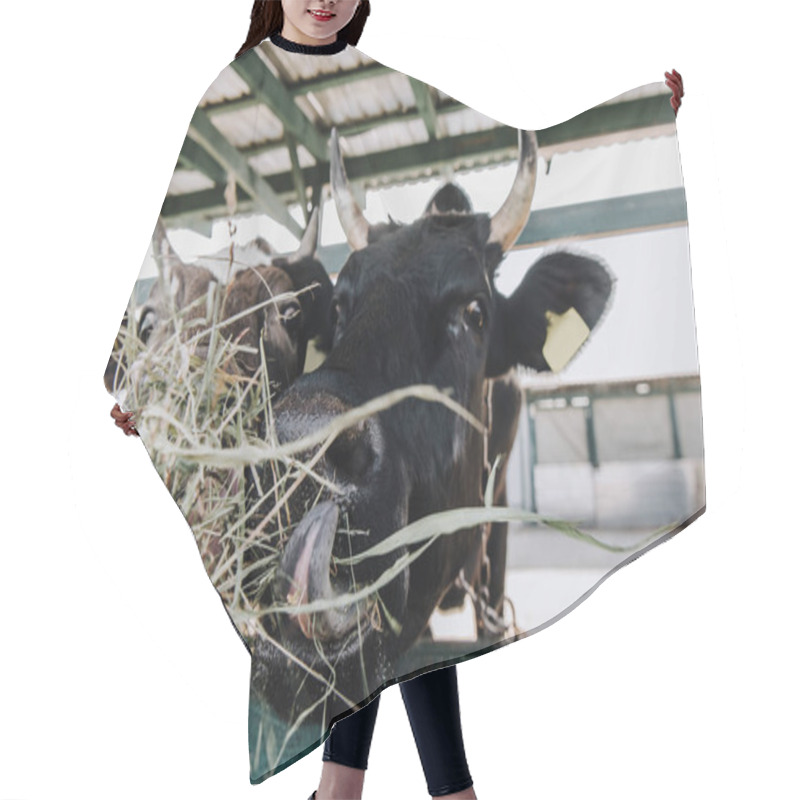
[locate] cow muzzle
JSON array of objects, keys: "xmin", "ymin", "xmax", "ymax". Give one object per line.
[
  {"xmin": 272, "ymin": 387, "xmax": 385, "ymax": 641},
  {"xmin": 274, "ymin": 387, "xmax": 382, "ymax": 488}
]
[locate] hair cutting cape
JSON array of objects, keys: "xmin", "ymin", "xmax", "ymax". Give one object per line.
[{"xmin": 103, "ymin": 32, "xmax": 705, "ymax": 785}]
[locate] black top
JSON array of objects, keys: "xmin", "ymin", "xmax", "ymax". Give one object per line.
[{"xmin": 269, "ymin": 31, "xmax": 348, "ymax": 55}]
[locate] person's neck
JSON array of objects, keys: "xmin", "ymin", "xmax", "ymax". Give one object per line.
[{"xmin": 269, "ymin": 29, "xmax": 348, "ymax": 55}]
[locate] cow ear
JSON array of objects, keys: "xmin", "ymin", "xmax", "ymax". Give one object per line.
[
  {"xmin": 486, "ymin": 251, "xmax": 614, "ymax": 378},
  {"xmin": 278, "ymin": 258, "xmax": 334, "ymax": 344}
]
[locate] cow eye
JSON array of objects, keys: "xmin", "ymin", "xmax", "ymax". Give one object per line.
[
  {"xmin": 138, "ymin": 308, "xmax": 158, "ymax": 344},
  {"xmin": 463, "ymin": 299, "xmax": 485, "ymax": 331}
]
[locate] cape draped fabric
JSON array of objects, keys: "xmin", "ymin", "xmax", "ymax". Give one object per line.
[{"xmin": 103, "ymin": 31, "xmax": 705, "ymax": 785}]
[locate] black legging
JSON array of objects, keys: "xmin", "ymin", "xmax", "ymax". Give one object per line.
[{"xmin": 323, "ymin": 664, "xmax": 474, "ymax": 797}]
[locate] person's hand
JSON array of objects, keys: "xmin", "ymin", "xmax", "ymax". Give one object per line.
[
  {"xmin": 665, "ymin": 69, "xmax": 684, "ymax": 115},
  {"xmin": 111, "ymin": 403, "xmax": 139, "ymax": 437}
]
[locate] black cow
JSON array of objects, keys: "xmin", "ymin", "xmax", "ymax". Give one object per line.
[
  {"xmin": 411, "ymin": 181, "xmax": 526, "ymax": 631},
  {"xmin": 245, "ymin": 127, "xmax": 615, "ymax": 729}
]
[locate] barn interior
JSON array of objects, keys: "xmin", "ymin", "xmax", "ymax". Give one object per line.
[{"xmin": 132, "ymin": 40, "xmax": 704, "ymax": 650}]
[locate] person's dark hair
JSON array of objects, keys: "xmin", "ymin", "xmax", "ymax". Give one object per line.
[{"xmin": 236, "ymin": 1, "xmax": 371, "ymax": 59}]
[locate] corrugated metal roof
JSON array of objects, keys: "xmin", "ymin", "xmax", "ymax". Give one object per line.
[
  {"xmin": 197, "ymin": 65, "xmax": 253, "ymax": 104},
  {"xmin": 162, "ymin": 39, "xmax": 675, "ymax": 235}
]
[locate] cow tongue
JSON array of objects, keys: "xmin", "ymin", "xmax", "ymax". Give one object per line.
[{"xmin": 281, "ymin": 500, "xmax": 370, "ymax": 641}]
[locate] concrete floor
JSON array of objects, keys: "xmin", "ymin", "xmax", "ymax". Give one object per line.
[{"xmin": 428, "ymin": 521, "xmax": 675, "ymax": 640}]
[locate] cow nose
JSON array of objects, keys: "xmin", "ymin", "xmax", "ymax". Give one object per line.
[
  {"xmin": 274, "ymin": 389, "xmax": 381, "ymax": 486},
  {"xmin": 326, "ymin": 418, "xmax": 376, "ymax": 484}
]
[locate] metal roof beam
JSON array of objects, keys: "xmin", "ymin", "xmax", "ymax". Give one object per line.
[
  {"xmin": 165, "ymin": 96, "xmax": 676, "ymax": 232},
  {"xmin": 200, "ymin": 63, "xmax": 395, "ymax": 118},
  {"xmin": 289, "ymin": 62, "xmax": 394, "ymax": 96},
  {"xmin": 230, "ymin": 56, "xmax": 329, "ymax": 162},
  {"xmin": 238, "ymin": 99, "xmax": 464, "ymax": 158},
  {"xmin": 237, "ymin": 94, "xmax": 674, "ymax": 167},
  {"xmin": 515, "ymin": 187, "xmax": 687, "ymax": 246},
  {"xmin": 175, "ymin": 135, "xmax": 228, "ymax": 185},
  {"xmin": 204, "ymin": 95, "xmax": 261, "ymax": 116},
  {"xmin": 187, "ymin": 106, "xmax": 302, "ymax": 237},
  {"xmin": 146, "ymin": 189, "xmax": 687, "ymax": 291},
  {"xmin": 265, "ymin": 105, "xmax": 675, "ymax": 195},
  {"xmin": 165, "ymin": 107, "xmax": 679, "ymax": 226},
  {"xmin": 408, "ymin": 76, "xmax": 439, "ymax": 140},
  {"xmin": 160, "ymin": 183, "xmax": 251, "ymax": 223},
  {"xmin": 286, "ymin": 131, "xmax": 310, "ymax": 224},
  {"xmin": 304, "ymin": 188, "xmax": 689, "ymax": 274}
]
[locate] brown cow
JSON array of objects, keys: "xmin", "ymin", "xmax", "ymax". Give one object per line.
[{"xmin": 104, "ymin": 208, "xmax": 332, "ymax": 401}]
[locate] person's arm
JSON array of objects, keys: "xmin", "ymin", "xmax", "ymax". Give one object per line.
[
  {"xmin": 111, "ymin": 403, "xmax": 138, "ymax": 436},
  {"xmin": 665, "ymin": 68, "xmax": 684, "ymax": 115}
]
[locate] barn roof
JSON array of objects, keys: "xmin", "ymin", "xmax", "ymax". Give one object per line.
[{"xmin": 161, "ymin": 40, "xmax": 681, "ymax": 259}]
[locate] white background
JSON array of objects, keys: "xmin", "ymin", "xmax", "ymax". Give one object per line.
[{"xmin": 1, "ymin": 1, "xmax": 797, "ymax": 798}]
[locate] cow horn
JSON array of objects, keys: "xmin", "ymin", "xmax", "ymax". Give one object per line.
[
  {"xmin": 488, "ymin": 129, "xmax": 538, "ymax": 253},
  {"xmin": 287, "ymin": 205, "xmax": 321, "ymax": 264},
  {"xmin": 152, "ymin": 215, "xmax": 183, "ymax": 279},
  {"xmin": 329, "ymin": 127, "xmax": 370, "ymax": 252}
]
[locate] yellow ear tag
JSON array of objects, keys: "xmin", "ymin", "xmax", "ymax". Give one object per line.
[
  {"xmin": 304, "ymin": 338, "xmax": 326, "ymax": 373},
  {"xmin": 542, "ymin": 307, "xmax": 590, "ymax": 372}
]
